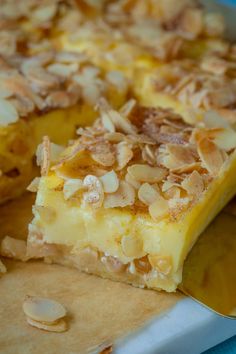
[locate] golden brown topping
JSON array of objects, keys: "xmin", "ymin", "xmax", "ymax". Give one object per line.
[
  {"xmin": 103, "ymin": 180, "xmax": 135, "ymax": 208},
  {"xmin": 197, "ymin": 138, "xmax": 226, "ymax": 176}
]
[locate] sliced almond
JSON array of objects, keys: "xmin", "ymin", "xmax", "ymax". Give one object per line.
[
  {"xmin": 23, "ymin": 296, "xmax": 66, "ymax": 324},
  {"xmin": 104, "ymin": 132, "xmax": 125, "ymax": 143},
  {"xmin": 181, "ymin": 171, "xmax": 204, "ymax": 196},
  {"xmin": 100, "ymin": 170, "xmax": 119, "ymax": 193},
  {"xmin": 83, "ymin": 175, "xmax": 104, "ymax": 208},
  {"xmin": 127, "ymin": 164, "xmax": 167, "ymax": 183},
  {"xmin": 47, "ymin": 63, "xmax": 78, "ymax": 78},
  {"xmin": 142, "ymin": 145, "xmax": 156, "ymax": 165},
  {"xmin": 213, "ymin": 128, "xmax": 236, "ymax": 151},
  {"xmin": 27, "ymin": 317, "xmax": 67, "ymax": 333},
  {"xmin": 104, "ymin": 181, "xmax": 135, "ymax": 208},
  {"xmin": 125, "ymin": 172, "xmax": 141, "ymax": 189},
  {"xmin": 27, "ymin": 177, "xmax": 41, "ymax": 193},
  {"xmin": 121, "ymin": 235, "xmax": 143, "ymax": 258},
  {"xmin": 149, "ymin": 196, "xmax": 169, "ymax": 221},
  {"xmin": 0, "ymin": 236, "xmax": 28, "ymax": 262},
  {"xmin": 98, "ymin": 98, "xmax": 137, "ymax": 135},
  {"xmin": 138, "ymin": 183, "xmax": 159, "ymax": 205},
  {"xmin": 119, "ymin": 99, "xmax": 136, "ymax": 117},
  {"xmin": 164, "ymin": 186, "xmax": 181, "ymax": 199},
  {"xmin": 91, "ymin": 142, "xmax": 115, "ymax": 167},
  {"xmin": 0, "ymin": 97, "xmax": 19, "ymax": 126},
  {"xmin": 197, "ymin": 138, "xmax": 226, "ymax": 176},
  {"xmin": 36, "ymin": 136, "xmax": 50, "ymax": 176},
  {"xmin": 115, "ymin": 142, "xmax": 133, "ymax": 170},
  {"xmin": 63, "ymin": 178, "xmax": 83, "ymax": 200}
]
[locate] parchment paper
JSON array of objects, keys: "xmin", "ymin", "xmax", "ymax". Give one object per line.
[{"xmin": 0, "ymin": 194, "xmax": 181, "ymax": 354}]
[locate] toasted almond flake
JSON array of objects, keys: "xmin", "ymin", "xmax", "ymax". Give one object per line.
[
  {"xmin": 55, "ymin": 51, "xmax": 87, "ymax": 64},
  {"xmin": 213, "ymin": 128, "xmax": 236, "ymax": 151},
  {"xmin": 27, "ymin": 317, "xmax": 67, "ymax": 333},
  {"xmin": 181, "ymin": 171, "xmax": 204, "ymax": 196},
  {"xmin": 33, "ymin": 206, "xmax": 56, "ymax": 224},
  {"xmin": 204, "ymin": 13, "xmax": 225, "ymax": 37},
  {"xmin": 171, "ymin": 162, "xmax": 202, "ymax": 174},
  {"xmin": 27, "ymin": 177, "xmax": 41, "ymax": 193},
  {"xmin": 104, "ymin": 181, "xmax": 135, "ymax": 208},
  {"xmin": 109, "ymin": 109, "xmax": 137, "ymax": 135},
  {"xmin": 63, "ymin": 178, "xmax": 83, "ymax": 200},
  {"xmin": 83, "ymin": 175, "xmax": 104, "ymax": 208},
  {"xmin": 197, "ymin": 138, "xmax": 226, "ymax": 176},
  {"xmin": 119, "ymin": 99, "xmax": 136, "ymax": 117},
  {"xmin": 164, "ymin": 186, "xmax": 181, "ymax": 199},
  {"xmin": 0, "ymin": 236, "xmax": 28, "ymax": 261},
  {"xmin": 104, "ymin": 132, "xmax": 125, "ymax": 142},
  {"xmin": 125, "ymin": 172, "xmax": 141, "ymax": 189},
  {"xmin": 148, "ymin": 255, "xmax": 172, "ymax": 275},
  {"xmin": 138, "ymin": 183, "xmax": 159, "ymax": 205},
  {"xmin": 36, "ymin": 137, "xmax": 50, "ymax": 176},
  {"xmin": 0, "ymin": 259, "xmax": 6, "ymax": 274},
  {"xmin": 101, "ymin": 111, "xmax": 115, "ymax": 133},
  {"xmin": 204, "ymin": 111, "xmax": 229, "ymax": 129},
  {"xmin": 91, "ymin": 143, "xmax": 115, "ymax": 167},
  {"xmin": 149, "ymin": 196, "xmax": 169, "ymax": 221},
  {"xmin": 0, "ymin": 97, "xmax": 19, "ymax": 126},
  {"xmin": 106, "ymin": 71, "xmax": 128, "ymax": 92},
  {"xmin": 23, "ymin": 296, "xmax": 66, "ymax": 324},
  {"xmin": 98, "ymin": 98, "xmax": 137, "ymax": 135},
  {"xmin": 128, "ymin": 164, "xmax": 167, "ymax": 183},
  {"xmin": 121, "ymin": 235, "xmax": 143, "ymax": 258},
  {"xmin": 201, "ymin": 57, "xmax": 228, "ymax": 76},
  {"xmin": 163, "ymin": 144, "xmax": 196, "ymax": 170},
  {"xmin": 142, "ymin": 145, "xmax": 156, "ymax": 165},
  {"xmin": 115, "ymin": 142, "xmax": 133, "ymax": 170},
  {"xmin": 100, "ymin": 170, "xmax": 119, "ymax": 193},
  {"xmin": 32, "ymin": 3, "xmax": 57, "ymax": 22},
  {"xmin": 47, "ymin": 62, "xmax": 79, "ymax": 78},
  {"xmin": 180, "ymin": 8, "xmax": 203, "ymax": 37}
]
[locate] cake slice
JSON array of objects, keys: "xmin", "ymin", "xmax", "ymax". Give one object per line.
[
  {"xmin": 27, "ymin": 99, "xmax": 236, "ymax": 292},
  {"xmin": 0, "ymin": 50, "xmax": 128, "ymax": 204},
  {"xmin": 134, "ymin": 53, "xmax": 236, "ymax": 127}
]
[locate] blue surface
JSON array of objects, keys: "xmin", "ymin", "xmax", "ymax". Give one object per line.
[
  {"xmin": 204, "ymin": 336, "xmax": 236, "ymax": 354},
  {"xmin": 218, "ymin": 0, "xmax": 236, "ymax": 5}
]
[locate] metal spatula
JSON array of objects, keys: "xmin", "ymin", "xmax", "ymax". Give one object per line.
[{"xmin": 179, "ymin": 210, "xmax": 236, "ymax": 318}]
